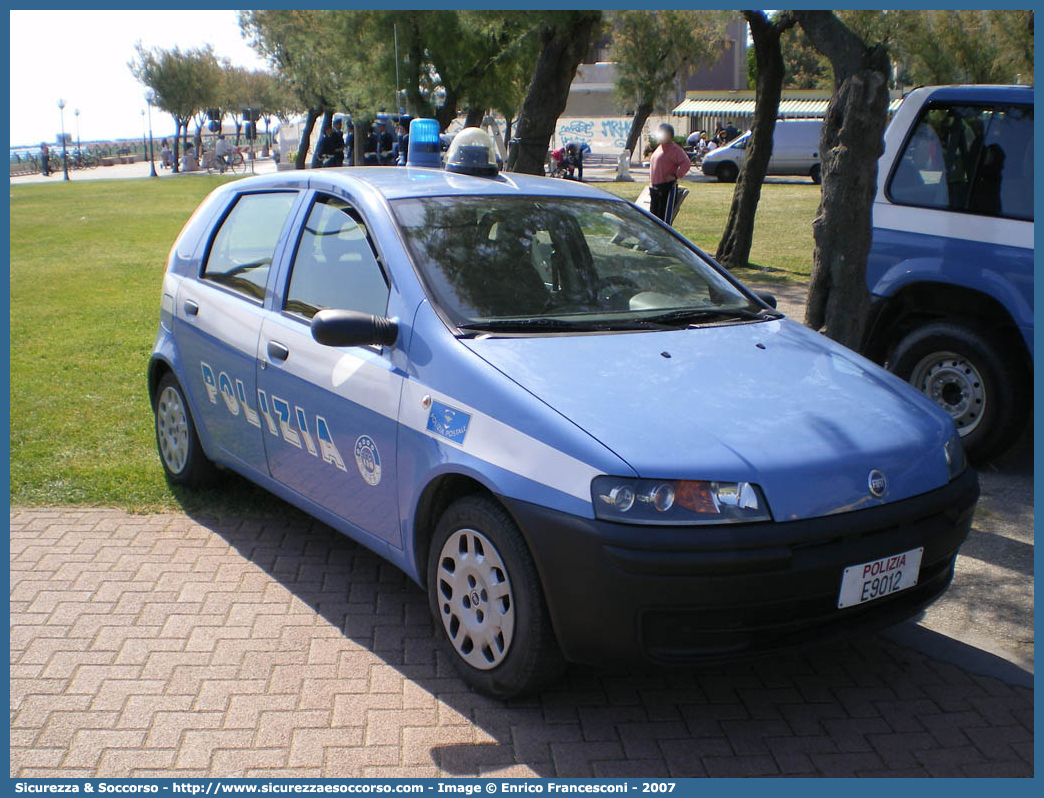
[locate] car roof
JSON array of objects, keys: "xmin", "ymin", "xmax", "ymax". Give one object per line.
[
  {"xmin": 225, "ymin": 167, "xmax": 626, "ymax": 203},
  {"xmin": 917, "ymin": 84, "xmax": 1034, "ymax": 105}
]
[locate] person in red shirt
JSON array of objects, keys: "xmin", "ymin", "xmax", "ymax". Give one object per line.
[{"xmin": 648, "ymin": 123, "xmax": 691, "ymax": 222}]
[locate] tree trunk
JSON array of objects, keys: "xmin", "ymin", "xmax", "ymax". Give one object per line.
[
  {"xmin": 171, "ymin": 117, "xmax": 181, "ymax": 174},
  {"xmin": 311, "ymin": 109, "xmax": 334, "ymax": 169},
  {"xmin": 795, "ymin": 11, "xmax": 891, "ymax": 349},
  {"xmin": 464, "ymin": 106, "xmax": 485, "ymax": 128},
  {"xmin": 623, "ymin": 100, "xmax": 654, "ymax": 161},
  {"xmin": 295, "ymin": 108, "xmax": 320, "ymax": 170},
  {"xmin": 435, "ymin": 86, "xmax": 459, "ymax": 133},
  {"xmin": 507, "ymin": 12, "xmax": 601, "ymax": 174},
  {"xmin": 715, "ymin": 11, "xmax": 795, "ymax": 270},
  {"xmin": 355, "ymin": 118, "xmax": 370, "ymax": 167},
  {"xmin": 404, "ymin": 23, "xmax": 433, "ymax": 118}
]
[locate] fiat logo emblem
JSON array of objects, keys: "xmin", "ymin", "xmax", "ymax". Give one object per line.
[{"xmin": 868, "ymin": 469, "xmax": 887, "ymax": 497}]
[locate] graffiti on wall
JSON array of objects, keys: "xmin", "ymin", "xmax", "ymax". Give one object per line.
[{"xmin": 556, "ymin": 117, "xmax": 636, "ymax": 152}]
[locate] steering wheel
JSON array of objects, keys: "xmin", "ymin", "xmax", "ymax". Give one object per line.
[{"xmin": 594, "ymin": 276, "xmax": 640, "ymax": 309}]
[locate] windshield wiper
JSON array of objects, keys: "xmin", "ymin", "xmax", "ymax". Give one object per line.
[
  {"xmin": 458, "ymin": 317, "xmax": 593, "ymax": 334},
  {"xmin": 642, "ymin": 306, "xmax": 782, "ymax": 326}
]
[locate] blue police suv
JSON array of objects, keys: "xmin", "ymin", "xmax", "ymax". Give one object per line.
[
  {"xmin": 862, "ymin": 85, "xmax": 1033, "ymax": 463},
  {"xmin": 150, "ymin": 129, "xmax": 978, "ymax": 697}
]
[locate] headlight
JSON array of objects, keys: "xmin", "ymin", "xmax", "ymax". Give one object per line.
[
  {"xmin": 943, "ymin": 432, "xmax": 967, "ymax": 480},
  {"xmin": 592, "ymin": 476, "xmax": 772, "ymax": 525}
]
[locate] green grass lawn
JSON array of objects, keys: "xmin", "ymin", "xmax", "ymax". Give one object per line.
[
  {"xmin": 10, "ymin": 175, "xmax": 817, "ymax": 512},
  {"xmin": 600, "ymin": 179, "xmax": 820, "ymax": 283}
]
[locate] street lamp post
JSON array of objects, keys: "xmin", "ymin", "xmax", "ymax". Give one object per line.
[
  {"xmin": 57, "ymin": 98, "xmax": 69, "ymax": 181},
  {"xmin": 74, "ymin": 108, "xmax": 81, "ymax": 153},
  {"xmin": 145, "ymin": 90, "xmax": 157, "ymax": 177}
]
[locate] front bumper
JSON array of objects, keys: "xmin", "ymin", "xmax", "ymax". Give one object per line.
[
  {"xmin": 503, "ymin": 467, "xmax": 978, "ymax": 666},
  {"xmin": 700, "ymin": 161, "xmax": 718, "ymax": 177}
]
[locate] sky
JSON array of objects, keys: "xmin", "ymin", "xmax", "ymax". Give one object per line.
[{"xmin": 9, "ymin": 9, "xmax": 269, "ymax": 148}]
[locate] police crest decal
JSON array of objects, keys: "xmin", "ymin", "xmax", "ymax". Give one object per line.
[{"xmin": 354, "ymin": 435, "xmax": 381, "ymax": 486}]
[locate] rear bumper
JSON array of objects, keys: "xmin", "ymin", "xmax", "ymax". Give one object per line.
[{"xmin": 502, "ymin": 467, "xmax": 978, "ymax": 666}]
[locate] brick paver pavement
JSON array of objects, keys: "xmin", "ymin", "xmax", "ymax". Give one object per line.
[{"xmin": 11, "ymin": 507, "xmax": 1033, "ymax": 778}]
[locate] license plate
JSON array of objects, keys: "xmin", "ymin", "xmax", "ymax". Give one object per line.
[{"xmin": 837, "ymin": 547, "xmax": 923, "ymax": 609}]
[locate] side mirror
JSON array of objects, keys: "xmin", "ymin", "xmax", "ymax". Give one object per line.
[
  {"xmin": 755, "ymin": 291, "xmax": 777, "ymax": 309},
  {"xmin": 311, "ymin": 309, "xmax": 398, "ymax": 348}
]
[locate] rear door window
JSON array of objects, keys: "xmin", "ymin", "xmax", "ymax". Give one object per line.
[
  {"xmin": 888, "ymin": 103, "xmax": 1033, "ymax": 221},
  {"xmin": 203, "ymin": 192, "xmax": 298, "ymax": 301}
]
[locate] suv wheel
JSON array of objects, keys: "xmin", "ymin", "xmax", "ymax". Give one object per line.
[
  {"xmin": 715, "ymin": 161, "xmax": 738, "ymax": 183},
  {"xmin": 427, "ymin": 495, "xmax": 564, "ymax": 698},
  {"xmin": 810, "ymin": 163, "xmax": 822, "ymax": 184},
  {"xmin": 889, "ymin": 322, "xmax": 1029, "ymax": 463},
  {"xmin": 153, "ymin": 372, "xmax": 219, "ymax": 487}
]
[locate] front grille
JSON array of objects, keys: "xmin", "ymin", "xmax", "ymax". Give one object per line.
[{"xmin": 640, "ymin": 554, "xmax": 956, "ymax": 661}]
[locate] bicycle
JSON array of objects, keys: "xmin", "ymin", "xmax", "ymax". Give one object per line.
[{"xmin": 208, "ymin": 148, "xmax": 245, "ymax": 175}]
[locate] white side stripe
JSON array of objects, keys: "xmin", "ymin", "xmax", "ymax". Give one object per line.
[
  {"xmin": 399, "ymin": 379, "xmax": 601, "ymax": 503},
  {"xmin": 874, "ymin": 202, "xmax": 1033, "ymax": 250}
]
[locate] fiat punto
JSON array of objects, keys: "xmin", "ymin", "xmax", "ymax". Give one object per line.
[{"xmin": 149, "ymin": 135, "xmax": 977, "ymax": 697}]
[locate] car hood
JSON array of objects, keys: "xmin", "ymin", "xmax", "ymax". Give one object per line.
[{"xmin": 463, "ymin": 318, "xmax": 955, "ymax": 521}]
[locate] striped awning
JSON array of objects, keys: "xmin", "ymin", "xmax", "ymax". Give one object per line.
[{"xmin": 673, "ymin": 97, "xmax": 905, "ymax": 117}]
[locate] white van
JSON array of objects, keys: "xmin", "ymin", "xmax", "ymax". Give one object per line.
[{"xmin": 701, "ymin": 119, "xmax": 823, "ymax": 183}]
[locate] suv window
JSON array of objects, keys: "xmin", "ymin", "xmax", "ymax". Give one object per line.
[
  {"xmin": 284, "ymin": 195, "xmax": 389, "ymax": 320},
  {"xmin": 203, "ymin": 192, "xmax": 298, "ymax": 300},
  {"xmin": 888, "ymin": 103, "xmax": 1033, "ymax": 221}
]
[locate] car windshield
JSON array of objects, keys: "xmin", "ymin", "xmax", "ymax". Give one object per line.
[{"xmin": 391, "ymin": 196, "xmax": 764, "ymax": 333}]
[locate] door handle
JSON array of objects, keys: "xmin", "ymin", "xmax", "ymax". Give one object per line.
[
  {"xmin": 267, "ymin": 341, "xmax": 289, "ymax": 362},
  {"xmin": 184, "ymin": 299, "xmax": 199, "ymax": 316}
]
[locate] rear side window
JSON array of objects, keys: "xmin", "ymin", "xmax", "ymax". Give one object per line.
[
  {"xmin": 888, "ymin": 103, "xmax": 1033, "ymax": 221},
  {"xmin": 284, "ymin": 195, "xmax": 389, "ymax": 319},
  {"xmin": 203, "ymin": 192, "xmax": 298, "ymax": 300}
]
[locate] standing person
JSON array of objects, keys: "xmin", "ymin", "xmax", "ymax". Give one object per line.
[
  {"xmin": 566, "ymin": 141, "xmax": 586, "ymax": 181},
  {"xmin": 40, "ymin": 142, "xmax": 50, "ymax": 176},
  {"xmin": 328, "ymin": 118, "xmax": 346, "ymax": 166},
  {"xmin": 160, "ymin": 139, "xmax": 172, "ymax": 169},
  {"xmin": 724, "ymin": 120, "xmax": 739, "ymax": 141},
  {"xmin": 344, "ymin": 121, "xmax": 355, "ymax": 166},
  {"xmin": 363, "ymin": 123, "xmax": 379, "ymax": 165},
  {"xmin": 396, "ymin": 117, "xmax": 411, "ymax": 165},
  {"xmin": 375, "ymin": 119, "xmax": 395, "ymax": 165},
  {"xmin": 648, "ymin": 124, "xmax": 690, "ymax": 223}
]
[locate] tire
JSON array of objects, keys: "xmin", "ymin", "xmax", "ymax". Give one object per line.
[
  {"xmin": 810, "ymin": 163, "xmax": 822, "ymax": 184},
  {"xmin": 715, "ymin": 161, "xmax": 738, "ymax": 183},
  {"xmin": 427, "ymin": 495, "xmax": 565, "ymax": 698},
  {"xmin": 153, "ymin": 372, "xmax": 219, "ymax": 487},
  {"xmin": 888, "ymin": 321, "xmax": 1030, "ymax": 464}
]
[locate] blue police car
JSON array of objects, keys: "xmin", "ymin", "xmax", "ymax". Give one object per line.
[{"xmin": 150, "ymin": 128, "xmax": 978, "ymax": 697}]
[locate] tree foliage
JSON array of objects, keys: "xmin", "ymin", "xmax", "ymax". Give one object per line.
[
  {"xmin": 613, "ymin": 10, "xmax": 729, "ymax": 156},
  {"xmin": 130, "ymin": 43, "xmax": 223, "ymax": 172},
  {"xmin": 778, "ymin": 10, "xmax": 1035, "ymax": 89},
  {"xmin": 240, "ymin": 9, "xmax": 394, "ymax": 167}
]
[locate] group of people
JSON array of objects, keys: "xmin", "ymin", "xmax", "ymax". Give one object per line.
[
  {"xmin": 314, "ymin": 117, "xmax": 410, "ymax": 168},
  {"xmin": 549, "ymin": 141, "xmax": 590, "ymax": 181},
  {"xmin": 170, "ymin": 134, "xmax": 237, "ymax": 173},
  {"xmin": 686, "ymin": 121, "xmax": 741, "ymax": 157}
]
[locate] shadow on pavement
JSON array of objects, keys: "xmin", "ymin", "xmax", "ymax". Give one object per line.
[{"xmin": 181, "ymin": 501, "xmax": 1034, "ymax": 777}]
